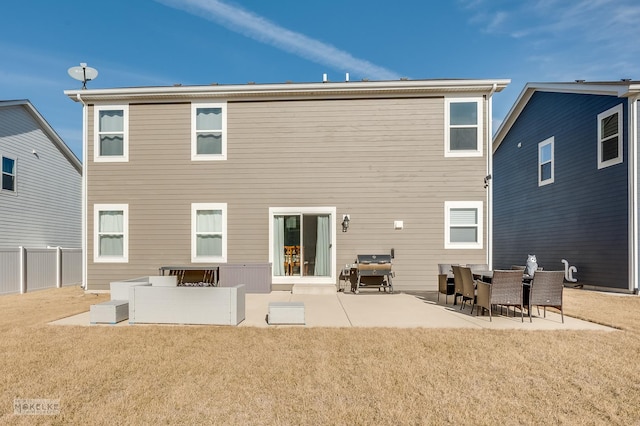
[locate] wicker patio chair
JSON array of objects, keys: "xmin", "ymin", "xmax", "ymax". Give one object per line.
[
  {"xmin": 475, "ymin": 269, "xmax": 524, "ymax": 321},
  {"xmin": 437, "ymin": 264, "xmax": 456, "ymax": 304},
  {"xmin": 451, "ymin": 265, "xmax": 465, "ymax": 306},
  {"xmin": 529, "ymin": 270, "xmax": 565, "ymax": 323},
  {"xmin": 459, "ymin": 266, "xmax": 477, "ymax": 312}
]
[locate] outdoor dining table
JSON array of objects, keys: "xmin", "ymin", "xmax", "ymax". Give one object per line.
[
  {"xmin": 158, "ymin": 265, "xmax": 219, "ymax": 286},
  {"xmin": 472, "ymin": 270, "xmax": 533, "ymax": 307}
]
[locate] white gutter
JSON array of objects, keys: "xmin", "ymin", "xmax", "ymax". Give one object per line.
[
  {"xmin": 76, "ymin": 93, "xmax": 88, "ymax": 291},
  {"xmin": 629, "ymin": 95, "xmax": 639, "ymax": 294},
  {"xmin": 487, "ymin": 83, "xmax": 497, "ymax": 269},
  {"xmin": 64, "ymin": 79, "xmax": 511, "ymax": 102}
]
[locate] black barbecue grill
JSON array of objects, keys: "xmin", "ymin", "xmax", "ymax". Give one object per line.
[{"xmin": 352, "ymin": 254, "xmax": 394, "ymax": 293}]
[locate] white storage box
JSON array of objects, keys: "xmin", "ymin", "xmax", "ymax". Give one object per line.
[
  {"xmin": 268, "ymin": 302, "xmax": 305, "ymax": 325},
  {"xmin": 90, "ymin": 300, "xmax": 129, "ymax": 324}
]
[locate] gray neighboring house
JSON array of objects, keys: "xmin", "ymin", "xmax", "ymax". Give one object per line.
[
  {"xmin": 0, "ymin": 100, "xmax": 82, "ymax": 248},
  {"xmin": 65, "ymin": 78, "xmax": 509, "ymax": 292}
]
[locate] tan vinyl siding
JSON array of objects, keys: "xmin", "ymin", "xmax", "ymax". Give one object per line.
[{"xmin": 86, "ymin": 97, "xmax": 488, "ymax": 290}]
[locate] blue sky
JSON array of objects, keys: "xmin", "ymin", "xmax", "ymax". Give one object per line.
[{"xmin": 2, "ymin": 0, "xmax": 640, "ymax": 159}]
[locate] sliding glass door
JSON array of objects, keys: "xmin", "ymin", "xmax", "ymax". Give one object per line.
[{"xmin": 270, "ymin": 208, "xmax": 335, "ymax": 283}]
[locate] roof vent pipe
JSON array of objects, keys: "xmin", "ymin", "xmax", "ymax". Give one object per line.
[
  {"xmin": 345, "ymin": 72, "xmax": 349, "ymax": 82},
  {"xmin": 323, "ymin": 73, "xmax": 327, "ymax": 83}
]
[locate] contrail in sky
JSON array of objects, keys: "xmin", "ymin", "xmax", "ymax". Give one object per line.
[{"xmin": 157, "ymin": 0, "xmax": 402, "ymax": 80}]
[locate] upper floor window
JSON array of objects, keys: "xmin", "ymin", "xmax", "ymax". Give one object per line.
[
  {"xmin": 597, "ymin": 104, "xmax": 623, "ymax": 169},
  {"xmin": 538, "ymin": 137, "xmax": 554, "ymax": 186},
  {"xmin": 94, "ymin": 104, "xmax": 129, "ymax": 162},
  {"xmin": 445, "ymin": 97, "xmax": 483, "ymax": 157},
  {"xmin": 94, "ymin": 204, "xmax": 128, "ymax": 263},
  {"xmin": 192, "ymin": 203, "xmax": 227, "ymax": 262},
  {"xmin": 192, "ymin": 102, "xmax": 227, "ymax": 161},
  {"xmin": 2, "ymin": 156, "xmax": 16, "ymax": 193},
  {"xmin": 444, "ymin": 201, "xmax": 483, "ymax": 249}
]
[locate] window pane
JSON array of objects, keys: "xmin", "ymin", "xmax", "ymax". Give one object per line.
[
  {"xmin": 2, "ymin": 174, "xmax": 15, "ymax": 191},
  {"xmin": 99, "ymin": 110, "xmax": 123, "ymax": 132},
  {"xmin": 197, "ymin": 108, "xmax": 222, "ymax": 130},
  {"xmin": 450, "ymin": 128, "xmax": 477, "ymax": 150},
  {"xmin": 602, "ymin": 137, "xmax": 619, "ymax": 162},
  {"xmin": 450, "ymin": 227, "xmax": 477, "ymax": 243},
  {"xmin": 2, "ymin": 157, "xmax": 14, "ymax": 173},
  {"xmin": 100, "ymin": 235, "xmax": 123, "ymax": 256},
  {"xmin": 541, "ymin": 162, "xmax": 552, "ymax": 181},
  {"xmin": 99, "ymin": 211, "xmax": 123, "ymax": 233},
  {"xmin": 100, "ymin": 135, "xmax": 124, "ymax": 156},
  {"xmin": 602, "ymin": 113, "xmax": 618, "ymax": 139},
  {"xmin": 450, "ymin": 102, "xmax": 477, "ymax": 125},
  {"xmin": 197, "ymin": 133, "xmax": 222, "ymax": 155},
  {"xmin": 197, "ymin": 210, "xmax": 222, "ymax": 232},
  {"xmin": 450, "ymin": 208, "xmax": 477, "ymax": 225},
  {"xmin": 197, "ymin": 235, "xmax": 222, "ymax": 256},
  {"xmin": 540, "ymin": 144, "xmax": 552, "ymax": 163}
]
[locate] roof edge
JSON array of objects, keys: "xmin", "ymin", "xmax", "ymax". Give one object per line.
[
  {"xmin": 64, "ymin": 79, "xmax": 511, "ymax": 102},
  {"xmin": 493, "ymin": 81, "xmax": 640, "ymax": 152},
  {"xmin": 0, "ymin": 100, "xmax": 82, "ymax": 173}
]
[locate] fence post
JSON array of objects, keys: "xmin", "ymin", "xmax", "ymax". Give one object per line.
[
  {"xmin": 56, "ymin": 247, "xmax": 63, "ymax": 288},
  {"xmin": 19, "ymin": 246, "xmax": 27, "ymax": 294}
]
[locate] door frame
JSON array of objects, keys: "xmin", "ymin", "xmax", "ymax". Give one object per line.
[{"xmin": 268, "ymin": 206, "xmax": 337, "ymax": 285}]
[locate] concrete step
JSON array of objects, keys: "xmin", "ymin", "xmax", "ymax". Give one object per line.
[{"xmin": 291, "ymin": 284, "xmax": 336, "ymax": 295}]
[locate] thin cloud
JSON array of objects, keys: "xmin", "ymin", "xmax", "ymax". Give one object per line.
[
  {"xmin": 462, "ymin": 0, "xmax": 640, "ymax": 79},
  {"xmin": 156, "ymin": 0, "xmax": 402, "ymax": 80}
]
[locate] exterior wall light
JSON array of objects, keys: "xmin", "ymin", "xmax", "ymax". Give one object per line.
[{"xmin": 342, "ymin": 215, "xmax": 350, "ymax": 232}]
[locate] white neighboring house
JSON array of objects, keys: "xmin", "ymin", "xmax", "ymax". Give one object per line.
[{"xmin": 0, "ymin": 100, "xmax": 82, "ymax": 248}]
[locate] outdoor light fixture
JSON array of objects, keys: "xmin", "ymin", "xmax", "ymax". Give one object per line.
[
  {"xmin": 342, "ymin": 215, "xmax": 350, "ymax": 232},
  {"xmin": 484, "ymin": 174, "xmax": 492, "ymax": 188}
]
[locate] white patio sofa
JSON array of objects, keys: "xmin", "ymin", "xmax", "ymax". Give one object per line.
[
  {"xmin": 103, "ymin": 275, "xmax": 245, "ymax": 326},
  {"xmin": 128, "ymin": 281, "xmax": 245, "ymax": 326}
]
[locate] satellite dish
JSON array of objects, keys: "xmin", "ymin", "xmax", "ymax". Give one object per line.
[{"xmin": 67, "ymin": 62, "xmax": 98, "ymax": 89}]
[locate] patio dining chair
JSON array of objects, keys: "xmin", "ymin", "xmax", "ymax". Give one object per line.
[
  {"xmin": 451, "ymin": 265, "xmax": 465, "ymax": 306},
  {"xmin": 529, "ymin": 270, "xmax": 565, "ymax": 323},
  {"xmin": 456, "ymin": 266, "xmax": 476, "ymax": 312},
  {"xmin": 437, "ymin": 263, "xmax": 456, "ymax": 303},
  {"xmin": 475, "ymin": 270, "xmax": 525, "ymax": 322}
]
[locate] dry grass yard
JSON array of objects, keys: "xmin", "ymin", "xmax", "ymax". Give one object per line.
[{"xmin": 1, "ymin": 286, "xmax": 640, "ymax": 425}]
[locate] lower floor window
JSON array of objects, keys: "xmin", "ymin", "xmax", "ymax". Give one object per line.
[
  {"xmin": 445, "ymin": 201, "xmax": 483, "ymax": 249},
  {"xmin": 270, "ymin": 207, "xmax": 336, "ymax": 282},
  {"xmin": 94, "ymin": 204, "xmax": 128, "ymax": 262},
  {"xmin": 192, "ymin": 203, "xmax": 227, "ymax": 262}
]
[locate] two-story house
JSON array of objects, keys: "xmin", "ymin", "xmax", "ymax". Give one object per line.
[
  {"xmin": 492, "ymin": 81, "xmax": 640, "ymax": 293},
  {"xmin": 65, "ymin": 78, "xmax": 509, "ymax": 292},
  {"xmin": 0, "ymin": 100, "xmax": 82, "ymax": 248}
]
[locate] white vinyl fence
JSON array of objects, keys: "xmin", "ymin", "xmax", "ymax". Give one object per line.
[{"xmin": 0, "ymin": 247, "xmax": 81, "ymax": 295}]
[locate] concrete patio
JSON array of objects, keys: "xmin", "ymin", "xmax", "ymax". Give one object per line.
[{"xmin": 50, "ymin": 289, "xmax": 615, "ymax": 330}]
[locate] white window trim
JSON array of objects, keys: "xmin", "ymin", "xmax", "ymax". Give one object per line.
[
  {"xmin": 268, "ymin": 206, "xmax": 337, "ymax": 285},
  {"xmin": 538, "ymin": 136, "xmax": 555, "ymax": 186},
  {"xmin": 191, "ymin": 203, "xmax": 227, "ymax": 263},
  {"xmin": 191, "ymin": 101, "xmax": 227, "ymax": 161},
  {"xmin": 444, "ymin": 97, "xmax": 483, "ymax": 157},
  {"xmin": 1, "ymin": 155, "xmax": 17, "ymax": 195},
  {"xmin": 93, "ymin": 104, "xmax": 129, "ymax": 163},
  {"xmin": 597, "ymin": 104, "xmax": 623, "ymax": 169},
  {"xmin": 444, "ymin": 201, "xmax": 483, "ymax": 249},
  {"xmin": 94, "ymin": 204, "xmax": 129, "ymax": 263}
]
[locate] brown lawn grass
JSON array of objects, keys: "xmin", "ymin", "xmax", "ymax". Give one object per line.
[{"xmin": 1, "ymin": 287, "xmax": 640, "ymax": 425}]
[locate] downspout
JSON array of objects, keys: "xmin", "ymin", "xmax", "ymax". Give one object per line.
[
  {"xmin": 629, "ymin": 96, "xmax": 639, "ymax": 294},
  {"xmin": 76, "ymin": 93, "xmax": 88, "ymax": 291},
  {"xmin": 486, "ymin": 83, "xmax": 497, "ymax": 269}
]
